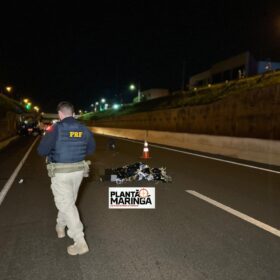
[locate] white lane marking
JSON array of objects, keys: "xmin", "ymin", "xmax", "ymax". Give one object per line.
[
  {"xmin": 186, "ymin": 190, "xmax": 280, "ymax": 238},
  {"xmin": 0, "ymin": 137, "xmax": 39, "ymax": 206},
  {"xmin": 121, "ymin": 138, "xmax": 280, "ymax": 175}
]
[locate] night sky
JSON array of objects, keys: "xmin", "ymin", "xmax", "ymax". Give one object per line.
[{"xmin": 0, "ymin": 1, "xmax": 279, "ymax": 112}]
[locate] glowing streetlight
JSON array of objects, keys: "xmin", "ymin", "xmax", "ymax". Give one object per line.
[
  {"xmin": 129, "ymin": 83, "xmax": 141, "ymax": 102},
  {"xmin": 129, "ymin": 84, "xmax": 136, "ymax": 90},
  {"xmin": 101, "ymin": 98, "xmax": 106, "ymax": 103},
  {"xmin": 23, "ymin": 98, "xmax": 29, "ymax": 104},
  {"xmin": 5, "ymin": 86, "xmax": 12, "ymax": 93}
]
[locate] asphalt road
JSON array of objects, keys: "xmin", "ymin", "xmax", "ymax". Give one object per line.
[{"xmin": 0, "ymin": 134, "xmax": 280, "ymax": 280}]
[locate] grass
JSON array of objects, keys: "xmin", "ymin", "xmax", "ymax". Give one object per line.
[{"xmin": 81, "ymin": 70, "xmax": 280, "ymax": 122}]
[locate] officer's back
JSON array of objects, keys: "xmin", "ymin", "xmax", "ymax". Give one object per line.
[{"xmin": 37, "ymin": 104, "xmax": 95, "ymax": 163}]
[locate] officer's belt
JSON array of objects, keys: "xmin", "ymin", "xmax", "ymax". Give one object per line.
[{"xmin": 46, "ymin": 160, "xmax": 91, "ymax": 177}]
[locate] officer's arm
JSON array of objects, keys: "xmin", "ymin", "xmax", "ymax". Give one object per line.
[
  {"xmin": 86, "ymin": 131, "xmax": 96, "ymax": 155},
  {"xmin": 37, "ymin": 125, "xmax": 58, "ymax": 156}
]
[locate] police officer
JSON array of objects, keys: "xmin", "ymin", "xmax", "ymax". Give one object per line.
[{"xmin": 37, "ymin": 101, "xmax": 95, "ymax": 255}]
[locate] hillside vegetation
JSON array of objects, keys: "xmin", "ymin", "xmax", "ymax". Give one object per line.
[{"xmin": 81, "ymin": 71, "xmax": 280, "ymax": 121}]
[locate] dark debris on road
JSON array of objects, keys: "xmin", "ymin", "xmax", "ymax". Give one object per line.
[{"xmin": 100, "ymin": 162, "xmax": 172, "ymax": 184}]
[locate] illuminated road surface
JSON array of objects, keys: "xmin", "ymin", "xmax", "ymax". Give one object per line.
[{"xmin": 0, "ymin": 135, "xmax": 280, "ymax": 280}]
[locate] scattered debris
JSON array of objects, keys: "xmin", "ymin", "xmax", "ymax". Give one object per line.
[
  {"xmin": 100, "ymin": 162, "xmax": 172, "ymax": 184},
  {"xmin": 108, "ymin": 138, "xmax": 116, "ymax": 150}
]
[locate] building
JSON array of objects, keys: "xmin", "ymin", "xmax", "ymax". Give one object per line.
[
  {"xmin": 138, "ymin": 88, "xmax": 169, "ymax": 102},
  {"xmin": 189, "ymin": 52, "xmax": 280, "ymax": 88}
]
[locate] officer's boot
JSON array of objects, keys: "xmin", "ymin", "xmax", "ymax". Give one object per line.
[{"xmin": 67, "ymin": 238, "xmax": 89, "ymax": 255}]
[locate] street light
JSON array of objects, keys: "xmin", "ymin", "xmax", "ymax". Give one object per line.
[
  {"xmin": 93, "ymin": 102, "xmax": 99, "ymax": 112},
  {"xmin": 129, "ymin": 82, "xmax": 141, "ymax": 102},
  {"xmin": 5, "ymin": 86, "xmax": 12, "ymax": 93},
  {"xmin": 99, "ymin": 99, "xmax": 106, "ymax": 111},
  {"xmin": 129, "ymin": 84, "xmax": 136, "ymax": 90}
]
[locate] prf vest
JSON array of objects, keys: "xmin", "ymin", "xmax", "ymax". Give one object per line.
[{"xmin": 50, "ymin": 121, "xmax": 89, "ymax": 163}]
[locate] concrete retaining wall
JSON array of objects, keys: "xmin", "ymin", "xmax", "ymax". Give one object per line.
[
  {"xmin": 90, "ymin": 84, "xmax": 280, "ymax": 140},
  {"xmin": 89, "ymin": 127, "xmax": 280, "ymax": 166},
  {"xmin": 0, "ymin": 111, "xmax": 20, "ymax": 142}
]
